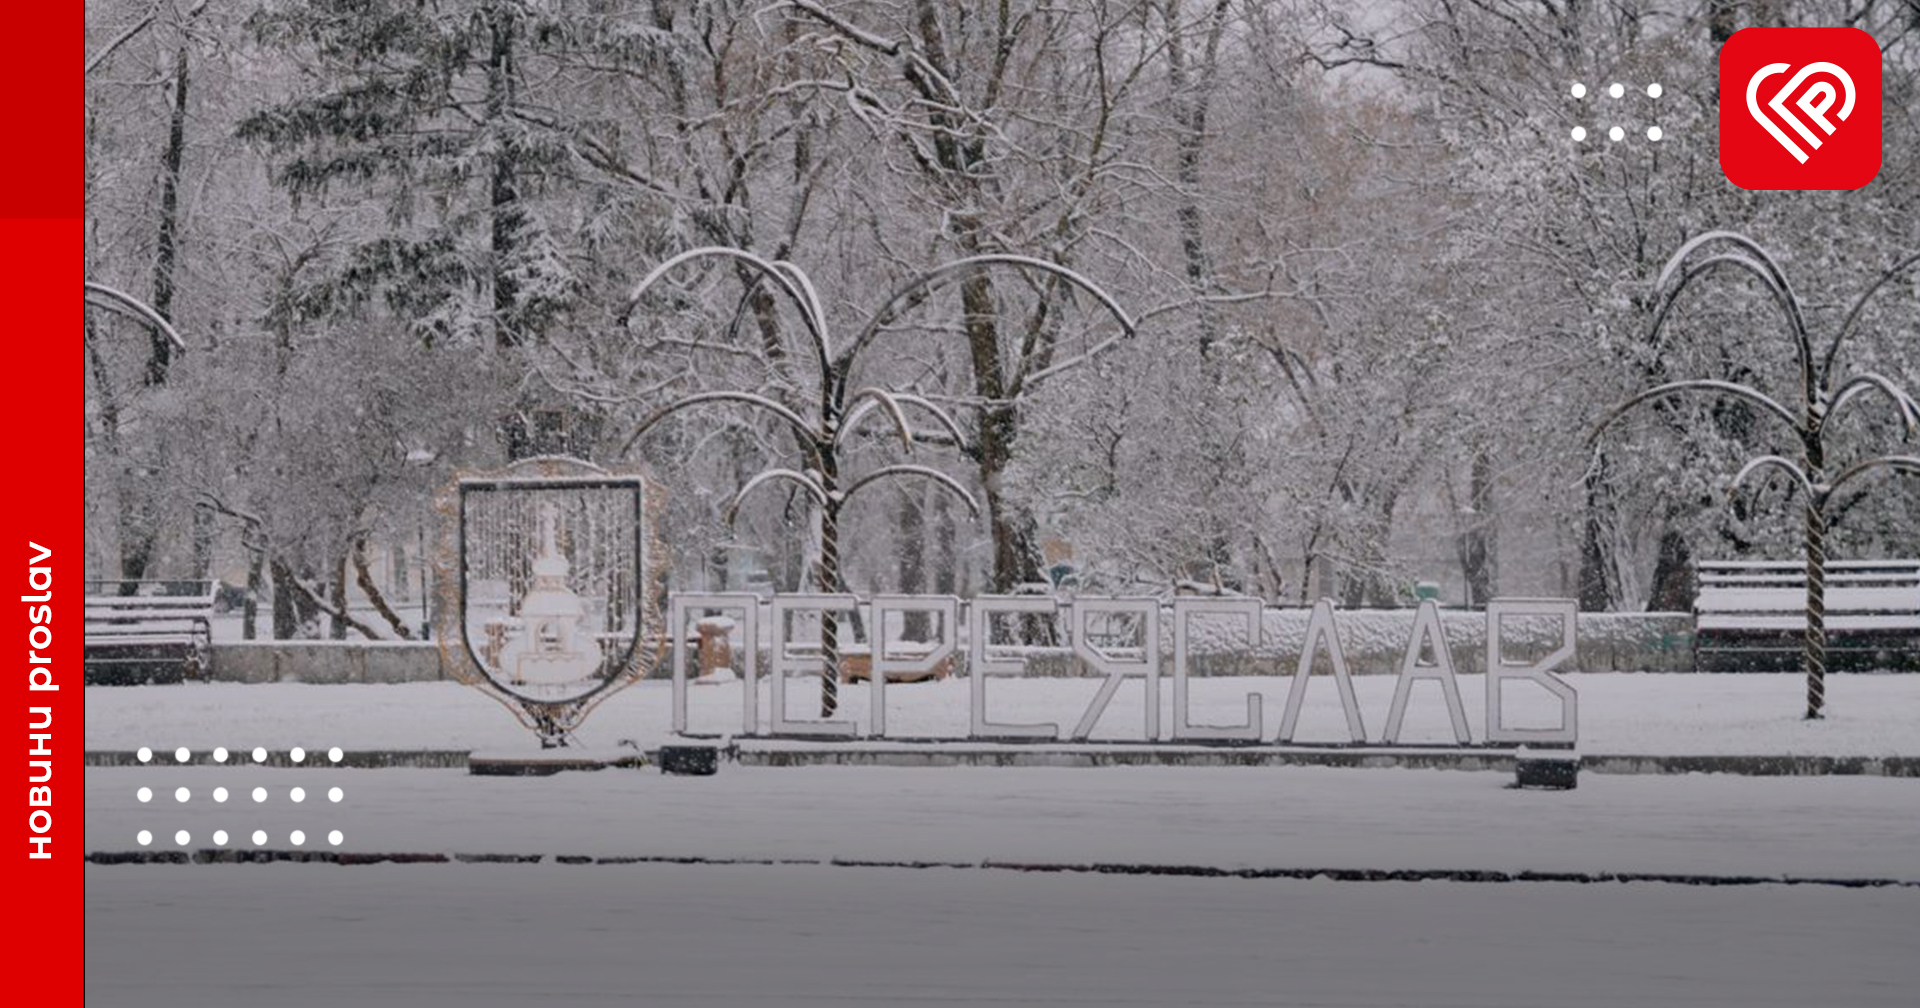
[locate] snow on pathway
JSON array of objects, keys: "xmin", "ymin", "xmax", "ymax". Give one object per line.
[
  {"xmin": 87, "ymin": 862, "xmax": 1920, "ymax": 1008},
  {"xmin": 86, "ymin": 765, "xmax": 1920, "ymax": 880}
]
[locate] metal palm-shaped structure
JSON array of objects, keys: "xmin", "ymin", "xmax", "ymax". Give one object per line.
[
  {"xmin": 620, "ymin": 248, "xmax": 1136, "ymax": 714},
  {"xmin": 1593, "ymin": 232, "xmax": 1920, "ymax": 719},
  {"xmin": 86, "ymin": 281, "xmax": 189, "ymax": 353}
]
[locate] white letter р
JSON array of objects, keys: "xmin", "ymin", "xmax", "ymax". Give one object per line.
[{"xmin": 1747, "ymin": 61, "xmax": 1856, "ymax": 164}]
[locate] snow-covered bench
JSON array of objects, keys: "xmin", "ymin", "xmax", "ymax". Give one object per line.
[
  {"xmin": 1693, "ymin": 560, "xmax": 1920, "ymax": 672},
  {"xmin": 84, "ymin": 579, "xmax": 219, "ymax": 685}
]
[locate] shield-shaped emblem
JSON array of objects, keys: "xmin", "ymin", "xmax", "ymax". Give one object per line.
[{"xmin": 434, "ymin": 457, "xmax": 657, "ymax": 745}]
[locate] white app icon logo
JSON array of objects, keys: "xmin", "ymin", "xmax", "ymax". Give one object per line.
[{"xmin": 1746, "ymin": 62, "xmax": 1856, "ymax": 163}]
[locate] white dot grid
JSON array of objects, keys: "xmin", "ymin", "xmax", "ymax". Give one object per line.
[
  {"xmin": 1568, "ymin": 82, "xmax": 1662, "ymax": 144},
  {"xmin": 133, "ymin": 746, "xmax": 349, "ymax": 852}
]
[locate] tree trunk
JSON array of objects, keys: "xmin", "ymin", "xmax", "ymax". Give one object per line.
[
  {"xmin": 932, "ymin": 485, "xmax": 959, "ymax": 596},
  {"xmin": 119, "ymin": 500, "xmax": 157, "ymax": 586},
  {"xmin": 242, "ymin": 545, "xmax": 264, "ymax": 640},
  {"xmin": 329, "ymin": 552, "xmax": 350, "ymax": 640},
  {"xmin": 485, "ymin": 1, "xmax": 523, "ymax": 352},
  {"xmin": 1577, "ymin": 458, "xmax": 1615, "ymax": 611},
  {"xmin": 896, "ymin": 487, "xmax": 929, "ymax": 638},
  {"xmin": 145, "ymin": 41, "xmax": 189, "ymax": 386},
  {"xmin": 1163, "ymin": 0, "xmax": 1231, "ymax": 357},
  {"xmin": 190, "ymin": 504, "xmax": 214, "ymax": 578},
  {"xmin": 1456, "ymin": 448, "xmax": 1498, "ymax": 607},
  {"xmin": 1644, "ymin": 523, "xmax": 1695, "ymax": 612},
  {"xmin": 354, "ymin": 538, "xmax": 415, "ymax": 639},
  {"xmin": 86, "ymin": 314, "xmax": 156, "ymax": 588},
  {"xmin": 272, "ymin": 558, "xmax": 299, "ymax": 639}
]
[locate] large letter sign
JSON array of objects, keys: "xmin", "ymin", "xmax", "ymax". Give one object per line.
[
  {"xmin": 1068, "ymin": 598, "xmax": 1161, "ymax": 741},
  {"xmin": 1382, "ymin": 599, "xmax": 1473, "ymax": 745},
  {"xmin": 1171, "ymin": 597, "xmax": 1263, "ymax": 742},
  {"xmin": 969, "ymin": 597, "xmax": 1060, "ymax": 740},
  {"xmin": 1277, "ymin": 598, "xmax": 1367, "ymax": 744},
  {"xmin": 868, "ymin": 595, "xmax": 959, "ymax": 736},
  {"xmin": 768, "ymin": 594, "xmax": 859, "ymax": 737},
  {"xmin": 667, "ymin": 593, "xmax": 759, "ymax": 734},
  {"xmin": 664, "ymin": 593, "xmax": 1580, "ymax": 749},
  {"xmin": 1484, "ymin": 598, "xmax": 1578, "ymax": 745}
]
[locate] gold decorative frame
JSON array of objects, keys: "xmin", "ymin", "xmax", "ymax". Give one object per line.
[{"xmin": 431, "ymin": 455, "xmax": 668, "ymax": 747}]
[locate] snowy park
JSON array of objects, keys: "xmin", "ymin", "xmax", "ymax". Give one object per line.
[{"xmin": 82, "ymin": 1, "xmax": 1920, "ymax": 1006}]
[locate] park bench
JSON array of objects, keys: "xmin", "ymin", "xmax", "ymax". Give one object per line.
[
  {"xmin": 84, "ymin": 579, "xmax": 219, "ymax": 685},
  {"xmin": 836, "ymin": 643, "xmax": 955, "ymax": 684},
  {"xmin": 1694, "ymin": 560, "xmax": 1920, "ymax": 672}
]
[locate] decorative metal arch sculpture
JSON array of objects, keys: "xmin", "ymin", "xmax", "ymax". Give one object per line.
[
  {"xmin": 85, "ymin": 280, "xmax": 188, "ymax": 353},
  {"xmin": 618, "ymin": 248, "xmax": 1137, "ymax": 716},
  {"xmin": 1591, "ymin": 232, "xmax": 1919, "ymax": 719}
]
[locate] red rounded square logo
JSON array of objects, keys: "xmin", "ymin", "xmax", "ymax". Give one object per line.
[{"xmin": 1719, "ymin": 27, "xmax": 1882, "ymax": 190}]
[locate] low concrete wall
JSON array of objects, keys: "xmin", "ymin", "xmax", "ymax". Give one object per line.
[
  {"xmin": 210, "ymin": 641, "xmax": 445, "ymax": 684},
  {"xmin": 206, "ymin": 611, "xmax": 1696, "ymax": 683},
  {"xmin": 1017, "ymin": 611, "xmax": 1695, "ymax": 676}
]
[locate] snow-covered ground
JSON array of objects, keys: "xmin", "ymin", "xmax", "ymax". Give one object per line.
[
  {"xmin": 86, "ymin": 672, "xmax": 1920, "ymax": 755},
  {"xmin": 86, "ymin": 765, "xmax": 1920, "ymax": 880},
  {"xmin": 87, "ymin": 863, "xmax": 1920, "ymax": 1008},
  {"xmin": 86, "ymin": 676, "xmax": 1920, "ymax": 1006}
]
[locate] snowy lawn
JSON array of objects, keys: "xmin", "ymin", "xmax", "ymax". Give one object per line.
[
  {"xmin": 85, "ymin": 672, "xmax": 1920, "ymax": 755},
  {"xmin": 87, "ymin": 863, "xmax": 1920, "ymax": 1008},
  {"xmin": 86, "ymin": 765, "xmax": 1920, "ymax": 880}
]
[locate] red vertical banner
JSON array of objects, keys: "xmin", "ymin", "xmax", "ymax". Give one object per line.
[
  {"xmin": 10, "ymin": 5, "xmax": 81, "ymax": 1004},
  {"xmin": 7, "ymin": 218, "xmax": 83, "ymax": 996}
]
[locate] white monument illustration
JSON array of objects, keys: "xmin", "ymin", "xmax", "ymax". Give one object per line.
[{"xmin": 510, "ymin": 503, "xmax": 599, "ymax": 686}]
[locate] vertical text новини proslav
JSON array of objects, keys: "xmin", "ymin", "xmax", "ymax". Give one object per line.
[{"xmin": 27, "ymin": 542, "xmax": 54, "ymax": 859}]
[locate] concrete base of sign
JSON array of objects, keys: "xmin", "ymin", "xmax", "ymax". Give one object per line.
[
  {"xmin": 467, "ymin": 750, "xmax": 645, "ymax": 776},
  {"xmin": 81, "ymin": 749, "xmax": 1920, "ymax": 776},
  {"xmin": 732, "ymin": 741, "xmax": 1527, "ymax": 771},
  {"xmin": 1514, "ymin": 750, "xmax": 1581, "ymax": 789},
  {"xmin": 657, "ymin": 744, "xmax": 720, "ymax": 775}
]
